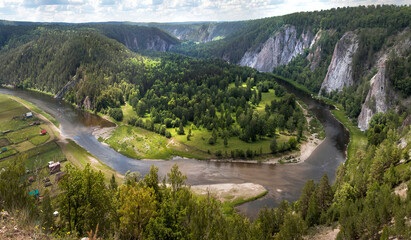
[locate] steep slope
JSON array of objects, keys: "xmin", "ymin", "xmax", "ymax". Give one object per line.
[
  {"xmin": 239, "ymin": 25, "xmax": 314, "ymax": 72},
  {"xmin": 319, "ymin": 31, "xmax": 358, "ymax": 94},
  {"xmin": 173, "ymin": 5, "xmax": 411, "ymax": 129},
  {"xmin": 358, "ymin": 29, "xmax": 411, "ymax": 130},
  {"xmin": 93, "ymin": 25, "xmax": 180, "ymax": 51},
  {"xmin": 0, "ymin": 29, "xmax": 133, "ymax": 94},
  {"xmin": 147, "ymin": 21, "xmax": 247, "ymax": 42},
  {"xmin": 0, "ymin": 24, "xmax": 180, "ymax": 54}
]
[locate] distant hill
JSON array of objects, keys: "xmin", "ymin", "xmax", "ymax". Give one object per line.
[
  {"xmin": 145, "ymin": 21, "xmax": 248, "ymax": 42},
  {"xmin": 0, "ymin": 23, "xmax": 180, "ymax": 53}
]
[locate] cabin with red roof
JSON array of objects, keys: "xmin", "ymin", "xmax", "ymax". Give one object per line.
[{"xmin": 40, "ymin": 129, "xmax": 47, "ymax": 135}]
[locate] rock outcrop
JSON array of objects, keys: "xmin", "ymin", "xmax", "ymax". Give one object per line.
[
  {"xmin": 319, "ymin": 32, "xmax": 358, "ymax": 94},
  {"xmin": 357, "ymin": 29, "xmax": 410, "ymax": 130},
  {"xmin": 357, "ymin": 62, "xmax": 389, "ymax": 130},
  {"xmin": 55, "ymin": 75, "xmax": 79, "ymax": 99},
  {"xmin": 239, "ymin": 25, "xmax": 314, "ymax": 72},
  {"xmin": 83, "ymin": 96, "xmax": 92, "ymax": 110},
  {"xmin": 122, "ymin": 34, "xmax": 174, "ymax": 52}
]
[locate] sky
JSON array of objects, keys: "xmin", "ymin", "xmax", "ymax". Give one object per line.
[{"xmin": 0, "ymin": 0, "xmax": 408, "ymax": 23}]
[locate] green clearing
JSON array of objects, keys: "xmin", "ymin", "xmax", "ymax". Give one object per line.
[
  {"xmin": 0, "ymin": 94, "xmax": 31, "ymax": 131},
  {"xmin": 29, "ymin": 134, "xmax": 50, "ymax": 146},
  {"xmin": 255, "ymin": 89, "xmax": 280, "ymax": 112},
  {"xmin": 104, "ymin": 125, "xmax": 207, "ymax": 159},
  {"xmin": 170, "ymin": 126, "xmax": 290, "ymax": 156},
  {"xmin": 121, "ymin": 103, "xmax": 135, "ymax": 124},
  {"xmin": 25, "ymin": 142, "xmax": 64, "ymax": 170},
  {"xmin": 14, "ymin": 140, "xmax": 36, "ymax": 152},
  {"xmin": 0, "ymin": 137, "xmax": 10, "ymax": 147},
  {"xmin": 0, "ymin": 147, "xmax": 18, "ymax": 159},
  {"xmin": 6, "ymin": 126, "xmax": 42, "ymax": 143},
  {"xmin": 8, "ymin": 95, "xmax": 60, "ymax": 128}
]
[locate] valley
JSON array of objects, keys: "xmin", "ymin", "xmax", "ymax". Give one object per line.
[{"xmin": 0, "ymin": 4, "xmax": 410, "ymax": 240}]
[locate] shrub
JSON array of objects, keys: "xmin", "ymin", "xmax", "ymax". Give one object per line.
[{"xmin": 109, "ymin": 108, "xmax": 123, "ymax": 121}]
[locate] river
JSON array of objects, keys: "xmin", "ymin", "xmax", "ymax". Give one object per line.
[{"xmin": 0, "ymin": 84, "xmax": 349, "ymax": 219}]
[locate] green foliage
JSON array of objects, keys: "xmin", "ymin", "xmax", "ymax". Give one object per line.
[
  {"xmin": 386, "ymin": 49, "xmax": 411, "ymax": 97},
  {"xmin": 270, "ymin": 136, "xmax": 277, "ymax": 153},
  {"xmin": 0, "ymin": 155, "xmax": 33, "ymax": 211},
  {"xmin": 58, "ymin": 164, "xmax": 112, "ymax": 236},
  {"xmin": 109, "ymin": 108, "xmax": 124, "ymax": 121},
  {"xmin": 40, "ymin": 190, "xmax": 54, "ymax": 232}
]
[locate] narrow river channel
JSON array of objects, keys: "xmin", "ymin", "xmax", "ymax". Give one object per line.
[{"xmin": 0, "ymin": 83, "xmax": 349, "ymax": 219}]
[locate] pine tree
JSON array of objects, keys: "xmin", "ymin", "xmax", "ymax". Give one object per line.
[{"xmin": 270, "ymin": 137, "xmax": 277, "ymax": 153}]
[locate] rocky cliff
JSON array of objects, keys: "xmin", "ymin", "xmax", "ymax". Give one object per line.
[
  {"xmin": 96, "ymin": 25, "xmax": 180, "ymax": 52},
  {"xmin": 357, "ymin": 62, "xmax": 389, "ymax": 130},
  {"xmin": 120, "ymin": 33, "xmax": 175, "ymax": 52},
  {"xmin": 319, "ymin": 32, "xmax": 358, "ymax": 94},
  {"xmin": 155, "ymin": 22, "xmax": 246, "ymax": 42},
  {"xmin": 358, "ymin": 29, "xmax": 411, "ymax": 130},
  {"xmin": 239, "ymin": 25, "xmax": 314, "ymax": 72}
]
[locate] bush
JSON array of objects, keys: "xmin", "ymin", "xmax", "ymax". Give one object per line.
[
  {"xmin": 288, "ymin": 137, "xmax": 298, "ymax": 149},
  {"xmin": 109, "ymin": 108, "xmax": 123, "ymax": 121},
  {"xmin": 208, "ymin": 137, "xmax": 216, "ymax": 145},
  {"xmin": 215, "ymin": 150, "xmax": 222, "ymax": 157}
]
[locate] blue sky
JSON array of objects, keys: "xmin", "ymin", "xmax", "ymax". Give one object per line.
[{"xmin": 0, "ymin": 0, "xmax": 408, "ymax": 23}]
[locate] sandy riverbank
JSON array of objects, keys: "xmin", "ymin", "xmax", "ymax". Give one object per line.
[{"xmin": 191, "ymin": 183, "xmax": 267, "ymax": 203}]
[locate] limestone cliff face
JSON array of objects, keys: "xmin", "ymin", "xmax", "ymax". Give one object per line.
[
  {"xmin": 357, "ymin": 62, "xmax": 389, "ymax": 130},
  {"xmin": 123, "ymin": 34, "xmax": 174, "ymax": 52},
  {"xmin": 239, "ymin": 25, "xmax": 314, "ymax": 72},
  {"xmin": 306, "ymin": 30, "xmax": 325, "ymax": 71},
  {"xmin": 319, "ymin": 32, "xmax": 358, "ymax": 94},
  {"xmin": 357, "ymin": 29, "xmax": 411, "ymax": 130}
]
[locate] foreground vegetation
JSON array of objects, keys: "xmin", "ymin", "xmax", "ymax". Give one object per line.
[{"xmin": 2, "ymin": 109, "xmax": 410, "ymax": 239}]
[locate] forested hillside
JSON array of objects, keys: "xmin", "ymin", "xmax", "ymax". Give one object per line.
[
  {"xmin": 171, "ymin": 5, "xmax": 411, "ymax": 130},
  {"xmin": 0, "ymin": 26, "xmax": 306, "ymax": 153},
  {"xmin": 144, "ymin": 21, "xmax": 248, "ymax": 42}
]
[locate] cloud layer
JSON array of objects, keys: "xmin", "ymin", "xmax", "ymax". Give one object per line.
[{"xmin": 0, "ymin": 0, "xmax": 408, "ymax": 23}]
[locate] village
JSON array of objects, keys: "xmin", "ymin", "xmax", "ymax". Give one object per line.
[{"xmin": 0, "ymin": 95, "xmax": 68, "ymax": 201}]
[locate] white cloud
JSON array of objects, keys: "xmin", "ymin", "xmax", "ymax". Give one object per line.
[{"xmin": 0, "ymin": 0, "xmax": 407, "ymax": 23}]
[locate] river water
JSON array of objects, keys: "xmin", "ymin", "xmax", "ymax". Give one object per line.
[{"xmin": 0, "ymin": 84, "xmax": 349, "ymax": 219}]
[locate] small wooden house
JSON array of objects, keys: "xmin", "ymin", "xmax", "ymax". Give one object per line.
[
  {"xmin": 1, "ymin": 147, "xmax": 7, "ymax": 153},
  {"xmin": 48, "ymin": 162, "xmax": 60, "ymax": 173},
  {"xmin": 40, "ymin": 129, "xmax": 47, "ymax": 135}
]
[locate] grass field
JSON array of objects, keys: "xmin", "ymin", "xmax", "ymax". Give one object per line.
[
  {"xmin": 0, "ymin": 147, "xmax": 18, "ymax": 159},
  {"xmin": 255, "ymin": 89, "xmax": 280, "ymax": 112},
  {"xmin": 7, "ymin": 95, "xmax": 60, "ymax": 128},
  {"xmin": 29, "ymin": 134, "xmax": 50, "ymax": 146},
  {"xmin": 104, "ymin": 125, "xmax": 208, "ymax": 159},
  {"xmin": 0, "ymin": 137, "xmax": 10, "ymax": 147},
  {"xmin": 25, "ymin": 141, "xmax": 64, "ymax": 170},
  {"xmin": 170, "ymin": 126, "xmax": 290, "ymax": 156},
  {"xmin": 7, "ymin": 126, "xmax": 42, "ymax": 143},
  {"xmin": 0, "ymin": 94, "xmax": 31, "ymax": 131}
]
